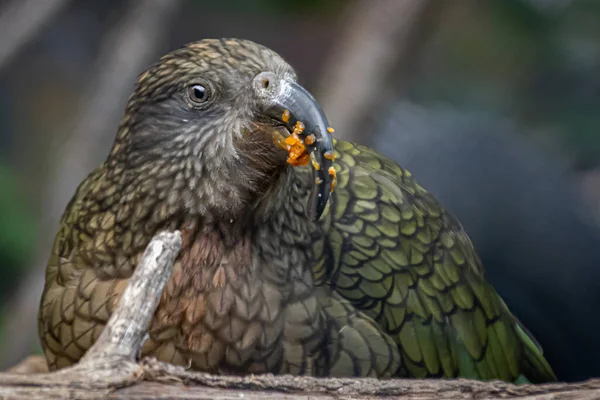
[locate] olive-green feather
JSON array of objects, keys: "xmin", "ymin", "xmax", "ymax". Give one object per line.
[{"xmin": 315, "ymin": 139, "xmax": 556, "ymax": 383}]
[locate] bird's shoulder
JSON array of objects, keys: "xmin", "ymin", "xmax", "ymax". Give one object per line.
[
  {"xmin": 317, "ymin": 139, "xmax": 485, "ymax": 281},
  {"xmin": 47, "ymin": 166, "xmax": 133, "ymax": 283}
]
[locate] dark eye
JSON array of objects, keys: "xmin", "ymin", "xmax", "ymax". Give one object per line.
[{"xmin": 187, "ymin": 84, "xmax": 209, "ymax": 104}]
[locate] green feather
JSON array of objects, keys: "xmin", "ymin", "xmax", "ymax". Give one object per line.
[{"xmin": 316, "ymin": 139, "xmax": 557, "ymax": 383}]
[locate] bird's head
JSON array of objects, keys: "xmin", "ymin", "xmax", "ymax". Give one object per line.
[{"xmin": 109, "ymin": 38, "xmax": 333, "ymax": 221}]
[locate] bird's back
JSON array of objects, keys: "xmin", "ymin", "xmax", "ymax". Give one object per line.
[{"xmin": 312, "ymin": 139, "xmax": 556, "ymax": 382}]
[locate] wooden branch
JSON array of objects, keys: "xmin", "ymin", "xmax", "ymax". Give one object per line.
[
  {"xmin": 2, "ymin": 358, "xmax": 600, "ymax": 400},
  {"xmin": 1, "ymin": 230, "xmax": 599, "ymax": 399}
]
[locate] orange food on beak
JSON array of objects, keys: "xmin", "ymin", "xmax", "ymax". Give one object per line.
[
  {"xmin": 272, "ymin": 120, "xmax": 312, "ymax": 167},
  {"xmin": 274, "ymin": 119, "xmax": 336, "ymax": 178},
  {"xmin": 324, "ymin": 151, "xmax": 336, "ymax": 162},
  {"xmin": 309, "ymin": 152, "xmax": 321, "ymax": 170},
  {"xmin": 281, "ymin": 130, "xmax": 310, "ymax": 167},
  {"xmin": 328, "ymin": 166, "xmax": 337, "ymax": 193}
]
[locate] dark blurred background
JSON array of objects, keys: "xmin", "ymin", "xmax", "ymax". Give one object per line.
[{"xmin": 0, "ymin": 0, "xmax": 599, "ymax": 382}]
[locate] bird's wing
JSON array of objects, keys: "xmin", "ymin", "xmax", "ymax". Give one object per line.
[
  {"xmin": 313, "ymin": 140, "xmax": 555, "ymax": 382},
  {"xmin": 38, "ymin": 169, "xmax": 128, "ymax": 370}
]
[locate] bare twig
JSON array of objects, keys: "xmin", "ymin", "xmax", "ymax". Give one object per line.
[
  {"xmin": 1, "ymin": 231, "xmax": 599, "ymax": 399},
  {"xmin": 315, "ymin": 0, "xmax": 431, "ymax": 145},
  {"xmin": 82, "ymin": 231, "xmax": 182, "ymax": 362},
  {"xmin": 0, "ymin": 0, "xmax": 71, "ymax": 71},
  {"xmin": 0, "ymin": 0, "xmax": 181, "ymax": 369}
]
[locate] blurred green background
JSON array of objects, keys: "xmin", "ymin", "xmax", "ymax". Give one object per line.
[{"xmin": 0, "ymin": 0, "xmax": 599, "ymax": 380}]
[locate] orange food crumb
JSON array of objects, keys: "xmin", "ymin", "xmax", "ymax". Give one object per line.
[
  {"xmin": 327, "ymin": 127, "xmax": 335, "ymax": 133},
  {"xmin": 328, "ymin": 166, "xmax": 337, "ymax": 193},
  {"xmin": 281, "ymin": 132, "xmax": 309, "ymax": 166},
  {"xmin": 315, "ymin": 177, "xmax": 323, "ymax": 185},
  {"xmin": 274, "ymin": 121, "xmax": 328, "ymax": 169},
  {"xmin": 282, "ymin": 110, "xmax": 290, "ymax": 123},
  {"xmin": 293, "ymin": 121, "xmax": 305, "ymax": 135},
  {"xmin": 324, "ymin": 151, "xmax": 336, "ymax": 161},
  {"xmin": 310, "ymin": 152, "xmax": 321, "ymax": 170},
  {"xmin": 294, "ymin": 152, "xmax": 310, "ymax": 166}
]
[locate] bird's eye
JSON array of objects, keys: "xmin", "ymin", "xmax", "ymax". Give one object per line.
[{"xmin": 187, "ymin": 84, "xmax": 209, "ymax": 104}]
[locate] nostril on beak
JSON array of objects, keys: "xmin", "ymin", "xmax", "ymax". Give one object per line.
[{"xmin": 253, "ymin": 72, "xmax": 279, "ymax": 97}]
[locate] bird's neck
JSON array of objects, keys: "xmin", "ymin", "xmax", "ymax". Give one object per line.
[{"xmin": 98, "ymin": 156, "xmax": 309, "ymax": 240}]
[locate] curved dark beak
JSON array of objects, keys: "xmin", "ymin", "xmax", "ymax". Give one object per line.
[{"xmin": 264, "ymin": 80, "xmax": 334, "ymax": 221}]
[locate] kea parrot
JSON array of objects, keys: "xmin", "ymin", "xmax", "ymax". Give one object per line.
[{"xmin": 38, "ymin": 38, "xmax": 556, "ymax": 383}]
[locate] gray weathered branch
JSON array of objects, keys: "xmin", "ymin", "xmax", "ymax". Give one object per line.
[
  {"xmin": 1, "ymin": 230, "xmax": 599, "ymax": 399},
  {"xmin": 82, "ymin": 231, "xmax": 182, "ymax": 362},
  {"xmin": 2, "ymin": 357, "xmax": 600, "ymax": 399}
]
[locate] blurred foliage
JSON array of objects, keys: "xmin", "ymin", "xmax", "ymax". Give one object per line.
[
  {"xmin": 189, "ymin": 0, "xmax": 344, "ymax": 14},
  {"xmin": 409, "ymin": 0, "xmax": 600, "ymax": 169},
  {"xmin": 0, "ymin": 165, "xmax": 34, "ymax": 301}
]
